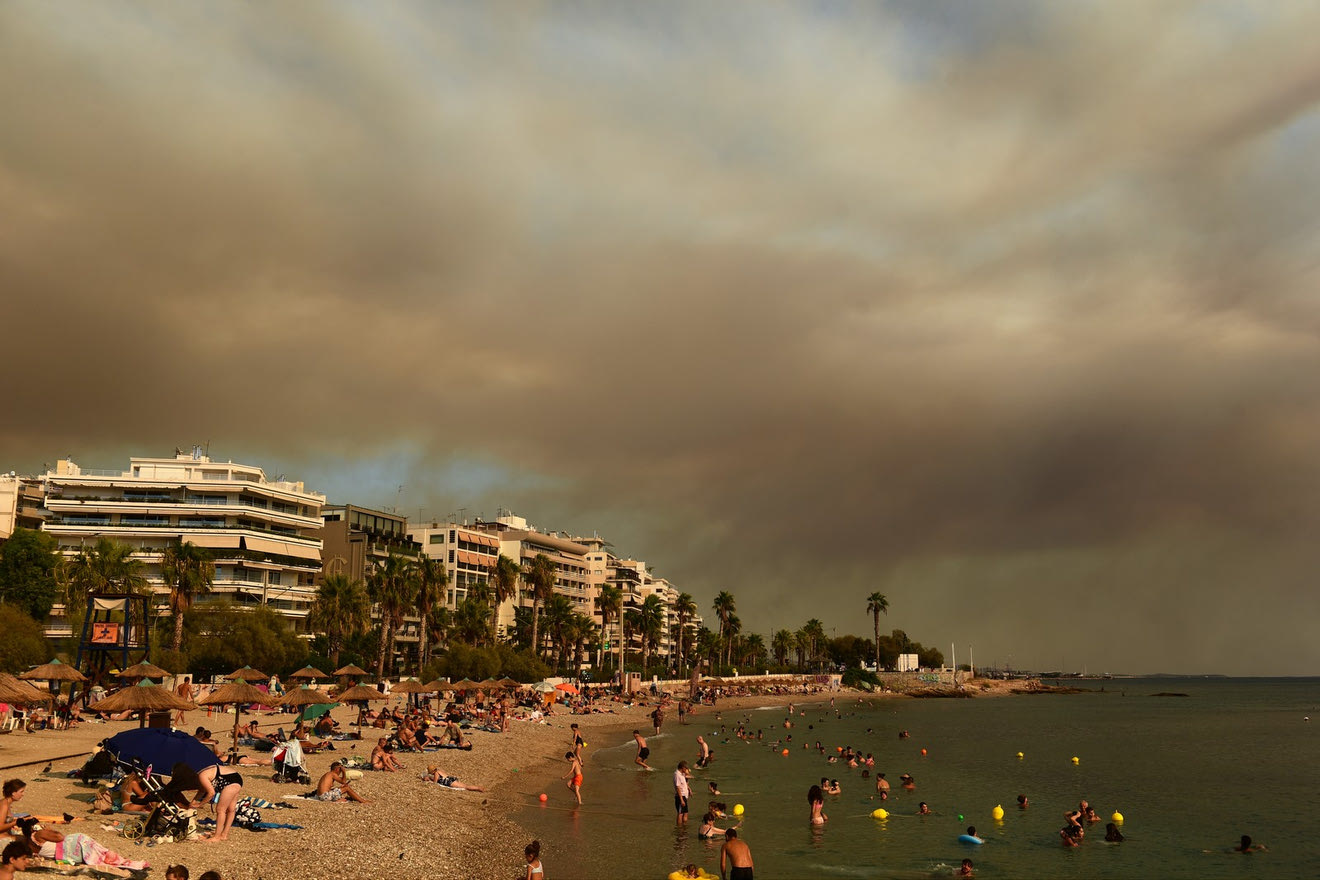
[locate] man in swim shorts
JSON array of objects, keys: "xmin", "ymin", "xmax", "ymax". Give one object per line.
[
  {"xmin": 674, "ymin": 761, "xmax": 691, "ymax": 823},
  {"xmin": 634, "ymin": 730, "xmax": 651, "ymax": 769},
  {"xmin": 316, "ymin": 762, "xmax": 369, "ymax": 803},
  {"xmin": 720, "ymin": 827, "xmax": 753, "ymax": 880}
]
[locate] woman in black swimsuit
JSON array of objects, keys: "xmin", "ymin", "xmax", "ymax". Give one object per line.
[{"xmin": 172, "ymin": 763, "xmax": 244, "ymax": 842}]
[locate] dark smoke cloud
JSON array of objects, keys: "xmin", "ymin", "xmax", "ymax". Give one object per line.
[{"xmin": 3, "ymin": 2, "xmax": 1319, "ymax": 673}]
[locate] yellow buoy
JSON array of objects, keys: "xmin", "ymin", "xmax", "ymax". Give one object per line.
[
  {"xmin": 1071, "ymin": 756, "xmax": 1080, "ymax": 764},
  {"xmin": 733, "ymin": 804, "xmax": 745, "ymax": 816},
  {"xmin": 992, "ymin": 805, "xmax": 1004, "ymax": 821},
  {"xmin": 1016, "ymin": 752, "xmax": 1024, "ymax": 759},
  {"xmin": 871, "ymin": 808, "xmax": 889, "ymax": 819},
  {"xmin": 1111, "ymin": 811, "xmax": 1124, "ymax": 824}
]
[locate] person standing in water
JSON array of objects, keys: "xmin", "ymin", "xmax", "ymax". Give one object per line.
[
  {"xmin": 563, "ymin": 752, "xmax": 582, "ymax": 805},
  {"xmin": 720, "ymin": 828, "xmax": 754, "ymax": 880},
  {"xmin": 633, "ymin": 730, "xmax": 651, "ymax": 769}
]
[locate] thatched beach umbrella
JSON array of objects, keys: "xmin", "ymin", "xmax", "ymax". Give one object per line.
[
  {"xmin": 198, "ymin": 680, "xmax": 276, "ymax": 746},
  {"xmin": 89, "ymin": 680, "xmax": 194, "ymax": 728},
  {"xmin": 497, "ymin": 677, "xmax": 522, "ymax": 689},
  {"xmin": 279, "ymin": 685, "xmax": 338, "ymax": 723},
  {"xmin": 332, "ymin": 664, "xmax": 370, "ymax": 678},
  {"xmin": 335, "ymin": 684, "xmax": 389, "ymax": 728},
  {"xmin": 19, "ymin": 658, "xmax": 88, "ymax": 684},
  {"xmin": 0, "ymin": 673, "xmax": 54, "ymax": 706},
  {"xmin": 288, "ymin": 665, "xmax": 331, "ymax": 682},
  {"xmin": 224, "ymin": 665, "xmax": 268, "ymax": 683},
  {"xmin": 450, "ymin": 678, "xmax": 480, "ymax": 692},
  {"xmin": 116, "ymin": 662, "xmax": 170, "ymax": 681}
]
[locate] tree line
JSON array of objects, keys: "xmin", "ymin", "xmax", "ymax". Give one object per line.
[{"xmin": 0, "ymin": 530, "xmax": 945, "ymax": 681}]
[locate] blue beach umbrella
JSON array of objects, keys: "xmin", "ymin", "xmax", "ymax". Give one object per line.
[{"xmin": 103, "ymin": 728, "xmax": 219, "ymax": 775}]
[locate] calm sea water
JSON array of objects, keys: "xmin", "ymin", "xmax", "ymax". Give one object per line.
[{"xmin": 512, "ymin": 678, "xmax": 1319, "ymax": 879}]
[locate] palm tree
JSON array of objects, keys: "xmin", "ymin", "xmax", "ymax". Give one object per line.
[
  {"xmin": 695, "ymin": 626, "xmax": 719, "ymax": 672},
  {"xmin": 803, "ymin": 618, "xmax": 827, "ymax": 672},
  {"xmin": 632, "ymin": 594, "xmax": 665, "ymax": 678},
  {"xmin": 415, "ymin": 555, "xmax": 448, "ymax": 668},
  {"xmin": 309, "ymin": 574, "xmax": 371, "ymax": 669},
  {"xmin": 772, "ymin": 629, "xmax": 793, "ymax": 667},
  {"xmin": 368, "ymin": 553, "xmax": 416, "ymax": 677},
  {"xmin": 712, "ymin": 591, "xmax": 736, "ymax": 671},
  {"xmin": 673, "ymin": 592, "xmax": 697, "ymax": 677},
  {"xmin": 160, "ymin": 540, "xmax": 215, "ymax": 654},
  {"xmin": 66, "ymin": 537, "xmax": 149, "ymax": 597},
  {"xmin": 567, "ymin": 613, "xmax": 597, "ymax": 680},
  {"xmin": 866, "ymin": 592, "xmax": 889, "ymax": 671},
  {"xmin": 525, "ymin": 554, "xmax": 557, "ymax": 659},
  {"xmin": 742, "ymin": 633, "xmax": 766, "ymax": 668},
  {"xmin": 452, "ymin": 596, "xmax": 490, "ymax": 644},
  {"xmin": 793, "ymin": 628, "xmax": 808, "ymax": 671},
  {"xmin": 597, "ymin": 584, "xmax": 623, "ymax": 678},
  {"xmin": 544, "ymin": 595, "xmax": 575, "ymax": 672},
  {"xmin": 490, "ymin": 554, "xmax": 521, "ymax": 644}
]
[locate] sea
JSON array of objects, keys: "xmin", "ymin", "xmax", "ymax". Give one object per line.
[{"xmin": 511, "ymin": 677, "xmax": 1319, "ymax": 879}]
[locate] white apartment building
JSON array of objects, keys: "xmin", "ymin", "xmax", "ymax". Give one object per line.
[
  {"xmin": 408, "ymin": 519, "xmax": 500, "ymax": 618},
  {"xmin": 40, "ymin": 450, "xmax": 325, "ymax": 635}
]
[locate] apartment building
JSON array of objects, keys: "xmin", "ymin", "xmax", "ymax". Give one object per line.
[
  {"xmin": 319, "ymin": 504, "xmax": 423, "ymax": 660},
  {"xmin": 0, "ymin": 473, "xmax": 46, "ymax": 540},
  {"xmin": 39, "ymin": 450, "xmax": 325, "ymax": 635},
  {"xmin": 408, "ymin": 520, "xmax": 499, "ymax": 614}
]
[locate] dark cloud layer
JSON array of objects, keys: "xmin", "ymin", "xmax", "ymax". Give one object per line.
[{"xmin": 4, "ymin": 2, "xmax": 1320, "ymax": 674}]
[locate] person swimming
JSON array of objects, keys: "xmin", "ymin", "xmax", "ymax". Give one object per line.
[{"xmin": 1105, "ymin": 823, "xmax": 1123, "ymax": 842}]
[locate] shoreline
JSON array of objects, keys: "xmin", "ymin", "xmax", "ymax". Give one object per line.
[{"xmin": 0, "ymin": 679, "xmax": 1047, "ymax": 878}]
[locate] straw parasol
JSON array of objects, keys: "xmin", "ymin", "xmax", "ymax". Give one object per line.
[
  {"xmin": 0, "ymin": 673, "xmax": 53, "ymax": 705},
  {"xmin": 497, "ymin": 677, "xmax": 522, "ymax": 689},
  {"xmin": 224, "ymin": 665, "xmax": 269, "ymax": 682},
  {"xmin": 19, "ymin": 658, "xmax": 88, "ymax": 684},
  {"xmin": 335, "ymin": 684, "xmax": 389, "ymax": 728},
  {"xmin": 390, "ymin": 679, "xmax": 430, "ymax": 694},
  {"xmin": 89, "ymin": 680, "xmax": 194, "ymax": 728},
  {"xmin": 279, "ymin": 685, "xmax": 339, "ymax": 723},
  {"xmin": 288, "ymin": 665, "xmax": 331, "ymax": 682},
  {"xmin": 197, "ymin": 680, "xmax": 276, "ymax": 745},
  {"xmin": 450, "ymin": 678, "xmax": 480, "ymax": 692},
  {"xmin": 116, "ymin": 662, "xmax": 171, "ymax": 681},
  {"xmin": 335, "ymin": 684, "xmax": 389, "ymax": 702},
  {"xmin": 332, "ymin": 664, "xmax": 370, "ymax": 678}
]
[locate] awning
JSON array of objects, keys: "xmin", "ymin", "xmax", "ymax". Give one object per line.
[
  {"xmin": 243, "ymin": 536, "xmax": 322, "ymax": 560},
  {"xmin": 187, "ymin": 534, "xmax": 242, "ymax": 550}
]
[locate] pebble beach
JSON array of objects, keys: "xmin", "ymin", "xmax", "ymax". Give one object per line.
[{"xmin": 1, "ymin": 680, "xmax": 1031, "ymax": 879}]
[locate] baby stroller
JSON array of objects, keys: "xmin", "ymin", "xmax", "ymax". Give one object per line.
[
  {"xmin": 96, "ymin": 728, "xmax": 217, "ymax": 842},
  {"xmin": 271, "ymin": 738, "xmax": 311, "ymax": 785}
]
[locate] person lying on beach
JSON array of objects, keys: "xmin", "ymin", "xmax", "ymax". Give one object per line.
[
  {"xmin": 17, "ymin": 817, "xmax": 148, "ymax": 870},
  {"xmin": 423, "ymin": 766, "xmax": 486, "ymax": 792},
  {"xmin": 293, "ymin": 721, "xmax": 333, "ymax": 753},
  {"xmin": 371, "ymin": 737, "xmax": 404, "ymax": 771},
  {"xmin": 315, "ymin": 762, "xmax": 369, "ymax": 803}
]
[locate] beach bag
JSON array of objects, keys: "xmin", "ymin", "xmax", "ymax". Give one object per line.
[
  {"xmin": 92, "ymin": 787, "xmax": 114, "ymax": 814},
  {"xmin": 233, "ymin": 802, "xmax": 262, "ymax": 829}
]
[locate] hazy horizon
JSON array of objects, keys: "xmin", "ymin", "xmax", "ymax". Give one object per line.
[{"xmin": 4, "ymin": 2, "xmax": 1319, "ymax": 676}]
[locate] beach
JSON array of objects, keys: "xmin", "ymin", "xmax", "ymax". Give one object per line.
[{"xmin": 0, "ymin": 679, "xmax": 1045, "ymax": 879}]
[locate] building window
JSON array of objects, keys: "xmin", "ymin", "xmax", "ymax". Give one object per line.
[
  {"xmin": 448, "ymin": 550, "xmax": 454, "ymax": 563},
  {"xmin": 429, "ymin": 535, "xmax": 444, "ymax": 544}
]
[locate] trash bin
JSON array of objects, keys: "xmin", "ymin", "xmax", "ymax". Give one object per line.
[{"xmin": 147, "ymin": 711, "xmax": 171, "ymax": 729}]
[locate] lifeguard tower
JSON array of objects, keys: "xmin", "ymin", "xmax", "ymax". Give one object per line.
[{"xmin": 73, "ymin": 591, "xmax": 154, "ymax": 679}]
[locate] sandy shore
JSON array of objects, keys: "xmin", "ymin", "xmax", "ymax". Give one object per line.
[{"xmin": 0, "ymin": 679, "xmax": 1041, "ymax": 879}]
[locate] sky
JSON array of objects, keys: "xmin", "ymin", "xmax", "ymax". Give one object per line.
[{"xmin": 3, "ymin": 1, "xmax": 1320, "ymax": 676}]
